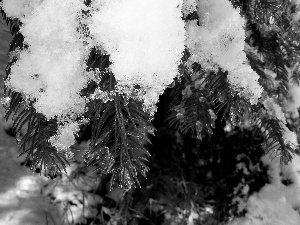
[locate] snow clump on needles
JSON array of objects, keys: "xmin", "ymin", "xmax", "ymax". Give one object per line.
[
  {"xmin": 1, "ymin": 0, "xmax": 186, "ymax": 152},
  {"xmin": 186, "ymin": 0, "xmax": 263, "ymax": 104},
  {"xmin": 0, "ymin": 0, "xmax": 272, "ymax": 154}
]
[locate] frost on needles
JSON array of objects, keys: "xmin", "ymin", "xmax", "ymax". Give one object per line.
[{"xmin": 1, "ymin": 0, "xmax": 300, "ymax": 189}]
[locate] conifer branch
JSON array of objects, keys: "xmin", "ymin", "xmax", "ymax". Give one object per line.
[
  {"xmin": 5, "ymin": 96, "xmax": 69, "ymax": 175},
  {"xmin": 251, "ymin": 110, "xmax": 296, "ymax": 164},
  {"xmin": 85, "ymin": 94, "xmax": 152, "ymax": 190}
]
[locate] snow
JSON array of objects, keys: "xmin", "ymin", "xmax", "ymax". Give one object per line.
[
  {"xmin": 263, "ymin": 97, "xmax": 286, "ymax": 123},
  {"xmin": 2, "ymin": 0, "xmax": 93, "ymax": 153},
  {"xmin": 282, "ymin": 124, "xmax": 298, "ymax": 149},
  {"xmin": 182, "ymin": 0, "xmax": 197, "ymax": 17},
  {"xmin": 286, "ymin": 84, "xmax": 300, "ymax": 117},
  {"xmin": 5, "ymin": 0, "xmax": 89, "ymax": 121},
  {"xmin": 186, "ymin": 0, "xmax": 263, "ymax": 104},
  {"xmin": 228, "ymin": 155, "xmax": 300, "ymax": 225},
  {"xmin": 49, "ymin": 122, "xmax": 80, "ymax": 154},
  {"xmin": 1, "ymin": 0, "xmax": 43, "ymax": 20},
  {"xmin": 88, "ymin": 0, "xmax": 186, "ymax": 115}
]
